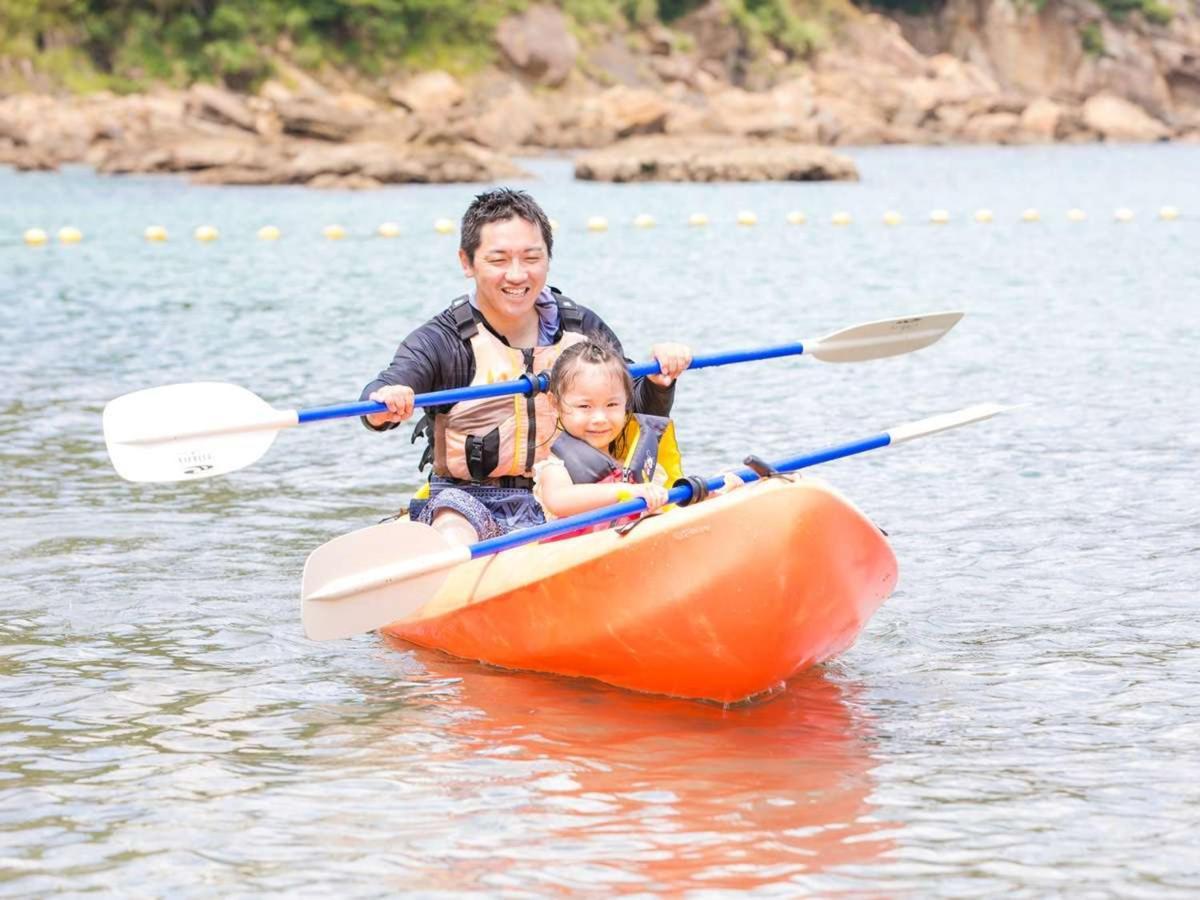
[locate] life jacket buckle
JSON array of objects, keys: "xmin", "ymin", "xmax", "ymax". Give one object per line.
[
  {"xmin": 411, "ymin": 412, "xmax": 431, "ymax": 443},
  {"xmin": 411, "ymin": 412, "xmax": 434, "ymax": 472}
]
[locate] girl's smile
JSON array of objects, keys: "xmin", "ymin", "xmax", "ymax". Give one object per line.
[{"xmin": 555, "ymin": 366, "xmax": 629, "ymax": 451}]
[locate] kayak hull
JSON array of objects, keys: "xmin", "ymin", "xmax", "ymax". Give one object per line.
[{"xmin": 383, "ymin": 477, "xmax": 897, "ymax": 704}]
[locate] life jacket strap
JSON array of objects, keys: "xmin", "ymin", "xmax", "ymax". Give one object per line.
[
  {"xmin": 551, "ymin": 288, "xmax": 585, "ymax": 334},
  {"xmin": 450, "ymin": 295, "xmax": 478, "ymax": 340},
  {"xmin": 441, "ymin": 474, "xmax": 535, "ymax": 490}
]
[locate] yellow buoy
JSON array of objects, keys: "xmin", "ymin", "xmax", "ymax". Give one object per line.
[
  {"xmin": 549, "ymin": 218, "xmax": 560, "ymax": 232},
  {"xmin": 322, "ymin": 224, "xmax": 347, "ymax": 241},
  {"xmin": 1020, "ymin": 208, "xmax": 1041, "ymax": 223},
  {"xmin": 194, "ymin": 225, "xmax": 219, "ymax": 242},
  {"xmin": 786, "ymin": 211, "xmax": 807, "ymax": 225},
  {"xmin": 434, "ymin": 218, "xmax": 456, "ymax": 234},
  {"xmin": 586, "ymin": 216, "xmax": 609, "ymax": 232},
  {"xmin": 633, "ymin": 213, "xmax": 656, "ymax": 229},
  {"xmin": 974, "ymin": 209, "xmax": 994, "ymax": 224},
  {"xmin": 1159, "ymin": 206, "xmax": 1180, "ymax": 221},
  {"xmin": 257, "ymin": 225, "xmax": 281, "ymax": 241},
  {"xmin": 58, "ymin": 226, "xmax": 83, "ymax": 244},
  {"xmin": 1113, "ymin": 208, "xmax": 1134, "ymax": 223},
  {"xmin": 929, "ymin": 209, "xmax": 950, "ymax": 225},
  {"xmin": 377, "ymin": 222, "xmax": 401, "ymax": 238},
  {"xmin": 144, "ymin": 225, "xmax": 168, "ymax": 242},
  {"xmin": 1066, "ymin": 209, "xmax": 1087, "ymax": 222},
  {"xmin": 882, "ymin": 211, "xmax": 903, "ymax": 226},
  {"xmin": 687, "ymin": 212, "xmax": 709, "ymax": 227},
  {"xmin": 23, "ymin": 228, "xmax": 48, "ymax": 246},
  {"xmin": 736, "ymin": 210, "xmax": 757, "ymax": 226},
  {"xmin": 831, "ymin": 211, "xmax": 852, "ymax": 226}
]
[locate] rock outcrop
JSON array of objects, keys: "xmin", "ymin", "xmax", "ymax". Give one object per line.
[
  {"xmin": 1081, "ymin": 92, "xmax": 1171, "ymax": 141},
  {"xmin": 0, "ymin": 85, "xmax": 522, "ymax": 188},
  {"xmin": 892, "ymin": 0, "xmax": 1199, "ymax": 136},
  {"xmin": 2, "ymin": 0, "xmax": 1198, "ymax": 187},
  {"xmin": 574, "ymin": 136, "xmax": 858, "ymax": 182},
  {"xmin": 495, "ymin": 4, "xmax": 579, "ymax": 87}
]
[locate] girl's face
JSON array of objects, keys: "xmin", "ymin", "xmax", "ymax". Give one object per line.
[{"xmin": 554, "ymin": 364, "xmax": 629, "ymax": 451}]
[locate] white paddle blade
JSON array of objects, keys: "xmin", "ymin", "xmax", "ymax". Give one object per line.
[
  {"xmin": 808, "ymin": 311, "xmax": 964, "ymax": 363},
  {"xmin": 103, "ymin": 382, "xmax": 295, "ymax": 482},
  {"xmin": 301, "ymin": 519, "xmax": 470, "ymax": 641},
  {"xmin": 888, "ymin": 402, "xmax": 1018, "ymax": 444}
]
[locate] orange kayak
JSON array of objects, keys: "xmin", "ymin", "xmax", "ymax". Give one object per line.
[{"xmin": 383, "ymin": 477, "xmax": 897, "ymax": 704}]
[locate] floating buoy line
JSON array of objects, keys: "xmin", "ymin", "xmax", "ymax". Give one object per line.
[{"xmin": 15, "ymin": 207, "xmax": 1187, "ymax": 247}]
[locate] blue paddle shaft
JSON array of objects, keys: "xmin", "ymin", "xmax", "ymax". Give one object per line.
[
  {"xmin": 295, "ymin": 342, "xmax": 807, "ymax": 424},
  {"xmin": 468, "ymin": 432, "xmax": 891, "ymax": 559}
]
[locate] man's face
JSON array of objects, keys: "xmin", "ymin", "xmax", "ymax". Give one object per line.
[{"xmin": 460, "ymin": 216, "xmax": 549, "ymax": 324}]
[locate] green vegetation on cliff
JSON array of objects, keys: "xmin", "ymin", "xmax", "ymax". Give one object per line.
[
  {"xmin": 0, "ymin": 0, "xmax": 1174, "ymax": 94},
  {"xmin": 1, "ymin": 0, "xmax": 519, "ymax": 91},
  {"xmin": 0, "ymin": 0, "xmax": 851, "ymax": 92},
  {"xmin": 869, "ymin": 0, "xmax": 1172, "ymax": 26}
]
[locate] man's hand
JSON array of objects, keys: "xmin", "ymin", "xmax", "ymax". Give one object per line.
[
  {"xmin": 647, "ymin": 342, "xmax": 693, "ymax": 388},
  {"xmin": 367, "ymin": 384, "xmax": 416, "ymax": 427}
]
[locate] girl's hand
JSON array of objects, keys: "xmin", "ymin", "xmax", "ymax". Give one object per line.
[
  {"xmin": 647, "ymin": 342, "xmax": 692, "ymax": 387},
  {"xmin": 716, "ymin": 471, "xmax": 745, "ymax": 494},
  {"xmin": 631, "ymin": 482, "xmax": 670, "ymax": 512}
]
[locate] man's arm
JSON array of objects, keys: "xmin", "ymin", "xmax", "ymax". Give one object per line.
[{"xmin": 360, "ymin": 317, "xmax": 470, "ymax": 430}]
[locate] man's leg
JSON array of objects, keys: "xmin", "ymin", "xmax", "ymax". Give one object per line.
[{"xmin": 430, "ymin": 507, "xmax": 481, "ymax": 545}]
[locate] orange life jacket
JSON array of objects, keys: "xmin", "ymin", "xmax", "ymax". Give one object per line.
[{"xmin": 432, "ymin": 294, "xmax": 588, "ymax": 482}]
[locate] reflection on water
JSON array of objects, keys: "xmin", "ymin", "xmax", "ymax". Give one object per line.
[
  {"xmin": 343, "ymin": 645, "xmax": 892, "ymax": 894},
  {"xmin": 1, "ymin": 617, "xmax": 888, "ymax": 895}
]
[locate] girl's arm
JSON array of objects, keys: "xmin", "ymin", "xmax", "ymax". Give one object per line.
[{"xmin": 537, "ymin": 463, "xmax": 669, "ymax": 519}]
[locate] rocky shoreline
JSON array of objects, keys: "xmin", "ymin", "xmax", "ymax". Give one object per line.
[{"xmin": 2, "ymin": 1, "xmax": 1197, "ymax": 187}]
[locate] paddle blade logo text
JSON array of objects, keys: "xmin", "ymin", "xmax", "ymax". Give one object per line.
[{"xmin": 178, "ymin": 450, "xmax": 216, "ymax": 476}]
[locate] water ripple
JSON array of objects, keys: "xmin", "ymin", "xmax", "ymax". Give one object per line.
[{"xmin": 3, "ymin": 146, "xmax": 1200, "ymax": 895}]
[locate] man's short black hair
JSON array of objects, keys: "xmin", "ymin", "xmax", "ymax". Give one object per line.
[{"xmin": 460, "ymin": 188, "xmax": 553, "ymax": 263}]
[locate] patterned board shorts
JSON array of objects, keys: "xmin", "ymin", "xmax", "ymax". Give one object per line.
[{"xmin": 408, "ymin": 477, "xmax": 545, "ymax": 541}]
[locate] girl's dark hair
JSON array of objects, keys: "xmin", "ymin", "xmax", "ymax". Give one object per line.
[
  {"xmin": 460, "ymin": 188, "xmax": 553, "ymax": 263},
  {"xmin": 549, "ymin": 340, "xmax": 634, "ymax": 412}
]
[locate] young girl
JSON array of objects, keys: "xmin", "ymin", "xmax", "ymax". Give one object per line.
[{"xmin": 533, "ymin": 340, "xmax": 685, "ymax": 524}]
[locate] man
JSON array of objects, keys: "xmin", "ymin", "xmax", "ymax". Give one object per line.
[{"xmin": 363, "ymin": 188, "xmax": 691, "ymax": 544}]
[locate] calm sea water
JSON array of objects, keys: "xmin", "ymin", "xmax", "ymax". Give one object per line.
[{"xmin": 2, "ymin": 145, "xmax": 1199, "ymax": 896}]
